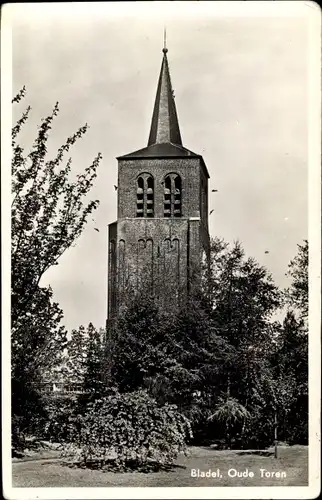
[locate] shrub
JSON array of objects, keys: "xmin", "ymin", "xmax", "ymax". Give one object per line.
[
  {"xmin": 208, "ymin": 396, "xmax": 251, "ymax": 449},
  {"xmin": 40, "ymin": 395, "xmax": 81, "ymax": 443},
  {"xmin": 184, "ymin": 402, "xmax": 215, "ymax": 445},
  {"xmin": 64, "ymin": 390, "xmax": 193, "ymax": 471},
  {"xmin": 11, "ymin": 379, "xmax": 47, "ymax": 454},
  {"xmin": 12, "ymin": 415, "xmax": 26, "ymax": 457}
]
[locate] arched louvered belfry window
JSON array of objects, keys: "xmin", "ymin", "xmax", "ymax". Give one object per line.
[
  {"xmin": 164, "ymin": 173, "xmax": 182, "ymax": 217},
  {"xmin": 136, "ymin": 173, "xmax": 154, "ymax": 217},
  {"xmin": 174, "ymin": 175, "xmax": 182, "ymax": 217},
  {"xmin": 146, "ymin": 176, "xmax": 154, "ymax": 217},
  {"xmin": 136, "ymin": 176, "xmax": 144, "ymax": 217},
  {"xmin": 164, "ymin": 176, "xmax": 171, "ymax": 217}
]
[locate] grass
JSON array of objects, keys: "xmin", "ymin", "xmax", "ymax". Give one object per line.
[{"xmin": 12, "ymin": 445, "xmax": 308, "ymax": 488}]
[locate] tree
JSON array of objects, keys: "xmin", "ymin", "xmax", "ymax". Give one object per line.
[
  {"xmin": 11, "ymin": 286, "xmax": 67, "ymax": 437},
  {"xmin": 207, "ymin": 238, "xmax": 281, "ymax": 396},
  {"xmin": 109, "ymin": 236, "xmax": 308, "ymax": 449},
  {"xmin": 271, "ymin": 240, "xmax": 309, "ymax": 444},
  {"xmin": 11, "ymin": 87, "xmax": 102, "ymax": 438},
  {"xmin": 65, "ymin": 325, "xmax": 88, "ymax": 386},
  {"xmin": 110, "ymin": 287, "xmax": 234, "ymax": 448},
  {"xmin": 208, "ymin": 395, "xmax": 251, "ymax": 449},
  {"xmin": 62, "ymin": 323, "xmax": 105, "ymax": 395},
  {"xmin": 285, "ymin": 239, "xmax": 308, "ymax": 319},
  {"xmin": 199, "ymin": 238, "xmax": 285, "ymax": 447},
  {"xmin": 83, "ymin": 323, "xmax": 104, "ymax": 394},
  {"xmin": 270, "ymin": 310, "xmax": 308, "ymax": 444},
  {"xmin": 12, "ymin": 86, "xmax": 101, "ymax": 324}
]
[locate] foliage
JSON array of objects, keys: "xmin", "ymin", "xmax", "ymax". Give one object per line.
[
  {"xmin": 64, "ymin": 390, "xmax": 193, "ymax": 471},
  {"xmin": 108, "ymin": 237, "xmax": 306, "ymax": 449},
  {"xmin": 83, "ymin": 323, "xmax": 104, "ymax": 394},
  {"xmin": 11, "ymin": 87, "xmax": 102, "ymax": 448},
  {"xmin": 11, "ymin": 89, "xmax": 102, "ymax": 323},
  {"xmin": 281, "ymin": 242, "xmax": 308, "ymax": 442},
  {"xmin": 205, "ymin": 239, "xmax": 283, "ymax": 435},
  {"xmin": 12, "ymin": 415, "xmax": 26, "ymax": 457},
  {"xmin": 112, "ymin": 293, "xmax": 232, "ymax": 413},
  {"xmin": 285, "ymin": 240, "xmax": 308, "ymax": 319},
  {"xmin": 209, "ymin": 396, "xmax": 251, "ymax": 426},
  {"xmin": 99, "ymin": 236, "xmax": 308, "ymax": 450},
  {"xmin": 62, "ymin": 323, "xmax": 105, "ymax": 396},
  {"xmin": 40, "ymin": 395, "xmax": 81, "ymax": 443},
  {"xmin": 208, "ymin": 395, "xmax": 251, "ymax": 449},
  {"xmin": 270, "ymin": 311, "xmax": 308, "ymax": 444},
  {"xmin": 12, "ymin": 286, "xmax": 66, "ymax": 389},
  {"xmin": 64, "ymin": 325, "xmax": 88, "ymax": 385},
  {"xmin": 11, "ymin": 377, "xmax": 48, "ymax": 442},
  {"xmin": 208, "ymin": 238, "xmax": 282, "ymax": 346}
]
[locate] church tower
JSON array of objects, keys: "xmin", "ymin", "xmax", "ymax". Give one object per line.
[{"xmin": 108, "ymin": 41, "xmax": 210, "ymax": 318}]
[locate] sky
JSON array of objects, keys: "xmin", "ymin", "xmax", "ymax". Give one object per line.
[{"xmin": 8, "ymin": 2, "xmax": 316, "ymax": 332}]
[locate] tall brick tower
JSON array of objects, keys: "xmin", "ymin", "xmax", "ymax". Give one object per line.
[{"xmin": 108, "ymin": 42, "xmax": 210, "ymax": 318}]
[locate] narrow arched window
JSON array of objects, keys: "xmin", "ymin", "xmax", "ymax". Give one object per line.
[
  {"xmin": 136, "ymin": 177, "xmax": 144, "ymax": 217},
  {"xmin": 136, "ymin": 173, "xmax": 154, "ymax": 217},
  {"xmin": 174, "ymin": 175, "xmax": 182, "ymax": 217},
  {"xmin": 146, "ymin": 176, "xmax": 154, "ymax": 217},
  {"xmin": 164, "ymin": 176, "xmax": 171, "ymax": 217},
  {"xmin": 163, "ymin": 174, "xmax": 182, "ymax": 217}
]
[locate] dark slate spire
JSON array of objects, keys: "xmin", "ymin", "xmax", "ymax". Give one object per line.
[{"xmin": 148, "ymin": 38, "xmax": 182, "ymax": 147}]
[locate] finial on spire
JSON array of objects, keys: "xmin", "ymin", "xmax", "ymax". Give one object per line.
[{"xmin": 163, "ymin": 27, "xmax": 168, "ymax": 54}]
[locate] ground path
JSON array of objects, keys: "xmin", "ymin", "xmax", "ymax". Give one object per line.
[{"xmin": 12, "ymin": 445, "xmax": 308, "ymax": 487}]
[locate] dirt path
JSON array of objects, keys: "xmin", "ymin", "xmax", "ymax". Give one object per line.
[{"xmin": 12, "ymin": 446, "xmax": 308, "ymax": 488}]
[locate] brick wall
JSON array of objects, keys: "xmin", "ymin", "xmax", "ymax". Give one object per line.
[
  {"xmin": 108, "ymin": 155, "xmax": 210, "ymax": 318},
  {"xmin": 118, "ymin": 157, "xmax": 204, "ymax": 219}
]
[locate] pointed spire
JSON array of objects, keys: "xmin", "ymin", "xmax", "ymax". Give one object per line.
[{"xmin": 148, "ymin": 36, "xmax": 182, "ymax": 147}]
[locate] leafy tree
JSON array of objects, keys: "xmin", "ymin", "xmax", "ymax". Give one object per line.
[
  {"xmin": 61, "ymin": 323, "xmax": 105, "ymax": 397},
  {"xmin": 108, "ymin": 236, "xmax": 308, "ymax": 449},
  {"xmin": 11, "ymin": 87, "xmax": 102, "ymax": 440},
  {"xmin": 198, "ymin": 237, "xmax": 286, "ymax": 447},
  {"xmin": 11, "ymin": 286, "xmax": 67, "ymax": 439},
  {"xmin": 206, "ymin": 238, "xmax": 281, "ymax": 403},
  {"xmin": 285, "ymin": 239, "xmax": 308, "ymax": 319},
  {"xmin": 276, "ymin": 241, "xmax": 309, "ymax": 443},
  {"xmin": 83, "ymin": 323, "xmax": 104, "ymax": 394},
  {"xmin": 12, "ymin": 89, "xmax": 101, "ymax": 322},
  {"xmin": 109, "ymin": 237, "xmax": 284, "ymax": 447},
  {"xmin": 271, "ymin": 311, "xmax": 308, "ymax": 444},
  {"xmin": 112, "ymin": 295, "xmax": 176, "ymax": 393},
  {"xmin": 208, "ymin": 238, "xmax": 281, "ymax": 345},
  {"xmin": 12, "ymin": 286, "xmax": 66, "ymax": 380},
  {"xmin": 112, "ymin": 292, "xmax": 231, "ymax": 409},
  {"xmin": 65, "ymin": 325, "xmax": 88, "ymax": 386},
  {"xmin": 276, "ymin": 311, "xmax": 308, "ymax": 381}
]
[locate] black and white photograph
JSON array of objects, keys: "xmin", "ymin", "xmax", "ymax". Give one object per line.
[{"xmin": 2, "ymin": 1, "xmax": 321, "ymax": 499}]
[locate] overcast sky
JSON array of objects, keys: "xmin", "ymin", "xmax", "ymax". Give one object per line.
[{"xmin": 9, "ymin": 2, "xmax": 316, "ymax": 332}]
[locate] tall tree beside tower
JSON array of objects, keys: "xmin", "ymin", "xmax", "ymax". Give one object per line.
[
  {"xmin": 285, "ymin": 239, "xmax": 308, "ymax": 320},
  {"xmin": 11, "ymin": 87, "xmax": 102, "ymax": 442}
]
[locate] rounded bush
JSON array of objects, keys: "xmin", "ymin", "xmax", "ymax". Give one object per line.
[{"xmin": 65, "ymin": 390, "xmax": 192, "ymax": 471}]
